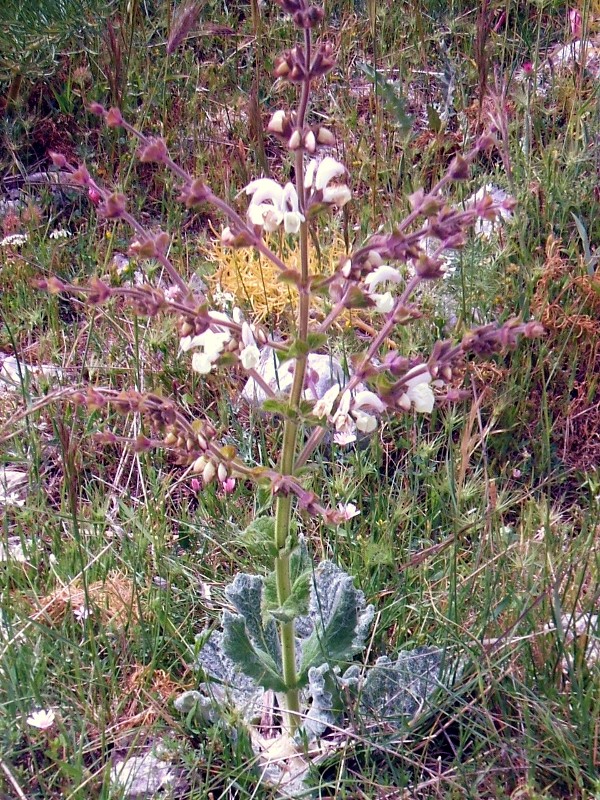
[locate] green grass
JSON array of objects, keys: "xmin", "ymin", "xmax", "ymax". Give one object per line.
[{"xmin": 1, "ymin": 0, "xmax": 599, "ymax": 797}]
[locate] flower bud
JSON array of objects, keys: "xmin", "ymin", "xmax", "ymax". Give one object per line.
[
  {"xmin": 139, "ymin": 137, "xmax": 169, "ymax": 163},
  {"xmin": 274, "ymin": 57, "xmax": 291, "ymax": 78},
  {"xmin": 476, "ymin": 133, "xmax": 496, "ymax": 151},
  {"xmin": 88, "ymin": 101, "xmax": 106, "ymax": 116},
  {"xmin": 192, "ymin": 455, "xmax": 207, "ymax": 474},
  {"xmin": 221, "ymin": 226, "xmax": 255, "ymax": 248},
  {"xmin": 202, "ymin": 460, "xmax": 216, "ymax": 485},
  {"xmin": 49, "ymin": 151, "xmax": 67, "ymax": 168},
  {"xmin": 316, "ymin": 127, "xmax": 335, "ymax": 146},
  {"xmin": 105, "ymin": 107, "xmax": 124, "ymax": 127},
  {"xmin": 71, "ymin": 164, "xmax": 91, "ymax": 186},
  {"xmin": 254, "ymin": 325, "xmax": 268, "ymax": 345},
  {"xmin": 99, "ymin": 192, "xmax": 127, "ymax": 219},
  {"xmin": 218, "ymin": 463, "xmax": 228, "ymax": 483},
  {"xmin": 288, "ymin": 129, "xmax": 302, "ymax": 150},
  {"xmin": 448, "ymin": 155, "xmax": 470, "ymax": 181},
  {"xmin": 87, "ymin": 277, "xmax": 111, "ymax": 304},
  {"xmin": 304, "ymin": 130, "xmax": 316, "ymax": 153},
  {"xmin": 164, "ymin": 431, "xmax": 178, "ymax": 446},
  {"xmin": 178, "ymin": 178, "xmax": 210, "ymax": 209},
  {"xmin": 267, "ymin": 110, "xmax": 286, "ymax": 134}
]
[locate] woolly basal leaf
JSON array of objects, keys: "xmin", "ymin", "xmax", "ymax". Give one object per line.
[{"xmin": 298, "ymin": 561, "xmax": 375, "ymax": 683}]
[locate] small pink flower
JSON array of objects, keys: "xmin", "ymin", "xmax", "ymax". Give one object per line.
[
  {"xmin": 337, "ymin": 502, "xmax": 360, "ymax": 521},
  {"xmin": 221, "ymin": 477, "xmax": 236, "ymax": 495},
  {"xmin": 191, "ymin": 478, "xmax": 201, "ymax": 492},
  {"xmin": 522, "ymin": 61, "xmax": 534, "ymax": 75},
  {"xmin": 88, "ymin": 186, "xmax": 101, "ymax": 205}
]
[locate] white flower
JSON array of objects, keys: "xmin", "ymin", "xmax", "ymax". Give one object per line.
[
  {"xmin": 351, "ymin": 389, "xmax": 385, "ymax": 434},
  {"xmin": 191, "ymin": 352, "xmax": 213, "ymax": 374},
  {"xmin": 322, "ymin": 184, "xmax": 351, "ymax": 206},
  {"xmin": 313, "ymin": 384, "xmax": 340, "ymax": 418},
  {"xmin": 306, "ymin": 156, "xmax": 345, "ymax": 191},
  {"xmin": 400, "ymin": 366, "xmax": 435, "ymax": 414},
  {"xmin": 408, "ymin": 381, "xmax": 435, "ymax": 413},
  {"xmin": 364, "ymin": 265, "xmax": 402, "ymax": 292},
  {"xmin": 74, "ymin": 604, "xmax": 90, "ymax": 622},
  {"xmin": 244, "ymin": 178, "xmax": 305, "ymax": 235},
  {"xmin": 305, "ymin": 157, "xmax": 351, "ymax": 207},
  {"xmin": 240, "ymin": 344, "xmax": 260, "ymax": 370},
  {"xmin": 0, "ymin": 233, "xmax": 28, "ymax": 248},
  {"xmin": 337, "ymin": 502, "xmax": 360, "ymax": 520},
  {"xmin": 353, "ymin": 389, "xmax": 386, "ymax": 414},
  {"xmin": 49, "ymin": 228, "xmax": 72, "ymax": 240},
  {"xmin": 372, "ymin": 292, "xmax": 394, "ymax": 314},
  {"xmin": 354, "ymin": 410, "xmax": 378, "ymax": 433},
  {"xmin": 182, "ymin": 313, "xmax": 232, "ymax": 374},
  {"xmin": 239, "ymin": 322, "xmax": 260, "ymax": 370},
  {"xmin": 333, "ymin": 428, "xmax": 357, "ymax": 446},
  {"xmin": 26, "ymin": 709, "xmax": 56, "ymax": 729}
]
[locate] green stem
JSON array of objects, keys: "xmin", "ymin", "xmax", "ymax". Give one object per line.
[{"xmin": 272, "ymin": 22, "xmax": 313, "ymax": 736}]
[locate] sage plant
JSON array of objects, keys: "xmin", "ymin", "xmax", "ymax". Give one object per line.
[{"xmin": 42, "ymin": 0, "xmax": 542, "ymax": 741}]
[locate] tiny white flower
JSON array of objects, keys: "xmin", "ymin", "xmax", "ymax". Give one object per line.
[
  {"xmin": 26, "ymin": 709, "xmax": 56, "ymax": 729},
  {"xmin": 74, "ymin": 604, "xmax": 90, "ymax": 622},
  {"xmin": 333, "ymin": 426, "xmax": 357, "ymax": 446},
  {"xmin": 0, "ymin": 233, "xmax": 28, "ymax": 248},
  {"xmin": 403, "ymin": 365, "xmax": 432, "ymax": 389},
  {"xmin": 281, "ymin": 182, "xmax": 304, "ymax": 234},
  {"xmin": 304, "ymin": 159, "xmax": 317, "ymax": 189},
  {"xmin": 49, "ymin": 228, "xmax": 72, "ymax": 240},
  {"xmin": 342, "ymin": 259, "xmax": 352, "ymax": 278},
  {"xmin": 407, "ymin": 381, "xmax": 435, "ymax": 413},
  {"xmin": 182, "ymin": 313, "xmax": 232, "ymax": 372},
  {"xmin": 201, "ymin": 329, "xmax": 231, "ymax": 359},
  {"xmin": 364, "ymin": 265, "xmax": 402, "ymax": 292},
  {"xmin": 337, "ymin": 502, "xmax": 360, "ymax": 520}
]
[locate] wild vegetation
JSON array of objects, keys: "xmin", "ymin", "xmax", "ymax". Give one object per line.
[{"xmin": 0, "ymin": 0, "xmax": 599, "ymax": 798}]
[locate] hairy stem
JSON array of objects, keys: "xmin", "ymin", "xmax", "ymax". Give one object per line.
[{"xmin": 272, "ymin": 21, "xmax": 313, "ymax": 736}]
